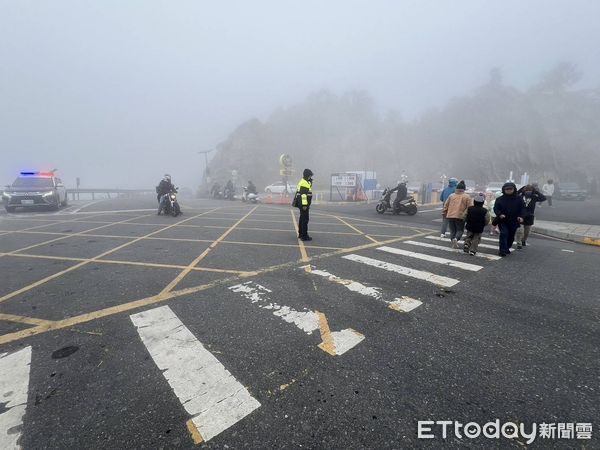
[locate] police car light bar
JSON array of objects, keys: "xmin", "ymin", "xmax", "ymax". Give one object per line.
[{"xmin": 20, "ymin": 171, "xmax": 55, "ymax": 177}]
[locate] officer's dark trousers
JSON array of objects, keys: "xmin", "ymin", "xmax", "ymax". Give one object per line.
[
  {"xmin": 299, "ymin": 207, "xmax": 310, "ymax": 238},
  {"xmin": 498, "ymin": 222, "xmax": 519, "ymax": 255}
]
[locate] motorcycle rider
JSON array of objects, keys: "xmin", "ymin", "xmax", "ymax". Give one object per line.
[
  {"xmin": 247, "ymin": 181, "xmax": 257, "ymax": 195},
  {"xmin": 390, "ymin": 180, "xmax": 408, "ymax": 211},
  {"xmin": 156, "ymin": 174, "xmax": 174, "ymax": 215},
  {"xmin": 224, "ymin": 179, "xmax": 234, "ymax": 199}
]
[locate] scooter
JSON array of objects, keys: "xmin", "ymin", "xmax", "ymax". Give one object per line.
[
  {"xmin": 241, "ymin": 187, "xmax": 259, "ymax": 203},
  {"xmin": 376, "ymin": 188, "xmax": 418, "ymax": 215},
  {"xmin": 158, "ymin": 188, "xmax": 182, "ymax": 217}
]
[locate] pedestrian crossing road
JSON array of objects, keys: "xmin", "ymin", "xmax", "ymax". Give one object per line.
[{"xmin": 0, "ymin": 200, "xmax": 597, "ymax": 448}]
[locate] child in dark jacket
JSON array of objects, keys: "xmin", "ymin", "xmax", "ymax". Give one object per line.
[{"xmin": 463, "ymin": 193, "xmax": 490, "ymax": 255}]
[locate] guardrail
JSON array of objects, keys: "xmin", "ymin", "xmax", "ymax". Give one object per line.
[{"xmin": 67, "ymin": 188, "xmax": 155, "ymax": 201}]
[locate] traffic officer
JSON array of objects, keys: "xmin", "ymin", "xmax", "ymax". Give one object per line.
[{"xmin": 295, "ymin": 169, "xmax": 313, "ymax": 241}]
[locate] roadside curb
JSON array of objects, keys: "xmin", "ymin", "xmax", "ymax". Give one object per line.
[{"xmin": 533, "ymin": 221, "xmax": 600, "ymax": 247}]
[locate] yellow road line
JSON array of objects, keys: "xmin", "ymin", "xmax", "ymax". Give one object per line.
[
  {"xmin": 0, "ymin": 230, "xmax": 430, "ymax": 345},
  {"xmin": 159, "ymin": 206, "xmax": 258, "ymax": 294},
  {"xmin": 0, "ymin": 209, "xmax": 221, "ymax": 304},
  {"xmin": 186, "ymin": 418, "xmax": 204, "ymax": 445},
  {"xmin": 289, "ymin": 210, "xmax": 310, "ymax": 265},
  {"xmin": 316, "ymin": 311, "xmax": 335, "ymax": 356},
  {"xmin": 2, "ymin": 213, "xmax": 152, "ymax": 256},
  {"xmin": 0, "ymin": 313, "xmax": 53, "ymax": 327},
  {"xmin": 0, "ymin": 252, "xmax": 252, "ymax": 275},
  {"xmin": 332, "ymin": 215, "xmax": 379, "ymax": 243}
]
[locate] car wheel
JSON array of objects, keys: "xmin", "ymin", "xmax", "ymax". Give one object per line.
[
  {"xmin": 5, "ymin": 206, "xmax": 16, "ymax": 213},
  {"xmin": 61, "ymin": 195, "xmax": 68, "ymax": 207}
]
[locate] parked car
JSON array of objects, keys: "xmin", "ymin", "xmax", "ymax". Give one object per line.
[
  {"xmin": 264, "ymin": 182, "xmax": 292, "ymax": 195},
  {"xmin": 556, "ymin": 182, "xmax": 587, "ymax": 201},
  {"xmin": 2, "ymin": 171, "xmax": 68, "ymax": 212}
]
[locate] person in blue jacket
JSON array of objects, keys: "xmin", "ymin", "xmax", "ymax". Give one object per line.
[{"xmin": 439, "ymin": 178, "xmax": 458, "ymax": 237}]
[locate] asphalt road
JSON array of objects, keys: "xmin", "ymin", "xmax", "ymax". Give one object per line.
[{"xmin": 0, "ymin": 196, "xmax": 598, "ymax": 449}]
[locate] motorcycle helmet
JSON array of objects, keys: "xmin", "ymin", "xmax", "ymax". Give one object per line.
[{"xmin": 164, "ymin": 174, "xmax": 171, "ymax": 182}]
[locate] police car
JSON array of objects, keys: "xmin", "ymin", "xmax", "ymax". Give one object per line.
[{"xmin": 2, "ymin": 171, "xmax": 68, "ymax": 212}]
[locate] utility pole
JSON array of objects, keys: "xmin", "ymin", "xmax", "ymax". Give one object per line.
[{"xmin": 198, "ymin": 149, "xmax": 214, "ymax": 185}]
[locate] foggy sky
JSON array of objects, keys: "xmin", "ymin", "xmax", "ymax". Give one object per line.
[{"xmin": 1, "ymin": 0, "xmax": 599, "ymax": 189}]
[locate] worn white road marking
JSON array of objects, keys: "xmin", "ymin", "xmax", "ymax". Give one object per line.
[
  {"xmin": 377, "ymin": 246, "xmax": 483, "ymax": 272},
  {"xmin": 403, "ymin": 240, "xmax": 501, "ymax": 260},
  {"xmin": 307, "ymin": 268, "xmax": 383, "ymax": 299},
  {"xmin": 389, "ymin": 297, "xmax": 423, "ymax": 312},
  {"xmin": 130, "ymin": 306, "xmax": 260, "ymax": 443},
  {"xmin": 229, "ymin": 281, "xmax": 364, "ymax": 355},
  {"xmin": 561, "ymin": 249, "xmax": 575, "ymax": 253},
  {"xmin": 0, "ymin": 346, "xmax": 32, "ymax": 450},
  {"xmin": 424, "ymin": 235, "xmax": 498, "ymax": 249},
  {"xmin": 419, "ymin": 207, "xmax": 443, "ymax": 213},
  {"xmin": 306, "ymin": 267, "xmax": 422, "ymax": 313},
  {"xmin": 342, "ymin": 254, "xmax": 459, "ymax": 287},
  {"xmin": 229, "ymin": 282, "xmax": 319, "ymax": 333}
]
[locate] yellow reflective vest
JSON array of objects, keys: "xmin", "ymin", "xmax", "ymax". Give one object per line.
[{"xmin": 296, "ymin": 178, "xmax": 313, "ymax": 207}]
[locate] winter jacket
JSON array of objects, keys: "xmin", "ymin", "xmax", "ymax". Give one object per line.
[
  {"xmin": 493, "ymin": 182, "xmax": 525, "ymax": 225},
  {"xmin": 443, "ymin": 191, "xmax": 473, "ymax": 219},
  {"xmin": 463, "ymin": 205, "xmax": 491, "ymax": 233},
  {"xmin": 518, "ymin": 189, "xmax": 546, "ymax": 226},
  {"xmin": 542, "ymin": 183, "xmax": 555, "ymax": 196},
  {"xmin": 440, "ymin": 180, "xmax": 458, "ymax": 203},
  {"xmin": 157, "ymin": 179, "xmax": 174, "ymax": 196}
]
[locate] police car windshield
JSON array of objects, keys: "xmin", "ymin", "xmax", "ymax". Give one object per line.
[{"xmin": 12, "ymin": 177, "xmax": 54, "ymax": 188}]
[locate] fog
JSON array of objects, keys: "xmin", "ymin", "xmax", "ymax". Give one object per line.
[{"xmin": 1, "ymin": 0, "xmax": 599, "ymax": 190}]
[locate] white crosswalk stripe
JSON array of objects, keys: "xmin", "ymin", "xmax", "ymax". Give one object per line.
[
  {"xmin": 342, "ymin": 254, "xmax": 460, "ymax": 287},
  {"xmin": 307, "ymin": 267, "xmax": 423, "ymax": 313},
  {"xmin": 424, "ymin": 235, "xmax": 499, "ymax": 249},
  {"xmin": 130, "ymin": 306, "xmax": 260, "ymax": 444},
  {"xmin": 377, "ymin": 246, "xmax": 483, "ymax": 272},
  {"xmin": 0, "ymin": 346, "xmax": 32, "ymax": 450},
  {"xmin": 403, "ymin": 240, "xmax": 501, "ymax": 260}
]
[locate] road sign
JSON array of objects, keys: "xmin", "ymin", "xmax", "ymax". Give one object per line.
[
  {"xmin": 330, "ymin": 173, "xmax": 358, "ymax": 188},
  {"xmin": 279, "ymin": 154, "xmax": 293, "ymax": 168}
]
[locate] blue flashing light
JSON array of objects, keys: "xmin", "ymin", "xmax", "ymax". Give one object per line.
[{"xmin": 20, "ymin": 171, "xmax": 38, "ymax": 176}]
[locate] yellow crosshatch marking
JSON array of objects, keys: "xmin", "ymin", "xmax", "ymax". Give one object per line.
[{"xmin": 0, "ymin": 204, "xmax": 431, "ymax": 345}]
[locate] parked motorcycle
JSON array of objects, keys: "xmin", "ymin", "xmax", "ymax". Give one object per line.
[
  {"xmin": 158, "ymin": 188, "xmax": 182, "ymax": 217},
  {"xmin": 376, "ymin": 188, "xmax": 418, "ymax": 215},
  {"xmin": 241, "ymin": 187, "xmax": 259, "ymax": 203}
]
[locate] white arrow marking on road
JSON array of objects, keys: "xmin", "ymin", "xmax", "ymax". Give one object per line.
[
  {"xmin": 377, "ymin": 246, "xmax": 483, "ymax": 271},
  {"xmin": 0, "ymin": 346, "xmax": 32, "ymax": 450},
  {"xmin": 403, "ymin": 240, "xmax": 502, "ymax": 260},
  {"xmin": 342, "ymin": 254, "xmax": 460, "ymax": 287},
  {"xmin": 130, "ymin": 306, "xmax": 260, "ymax": 444},
  {"xmin": 229, "ymin": 281, "xmax": 364, "ymax": 355},
  {"xmin": 306, "ymin": 267, "xmax": 422, "ymax": 313}
]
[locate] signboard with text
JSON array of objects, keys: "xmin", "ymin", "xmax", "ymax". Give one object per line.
[{"xmin": 330, "ymin": 173, "xmax": 358, "ymax": 188}]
